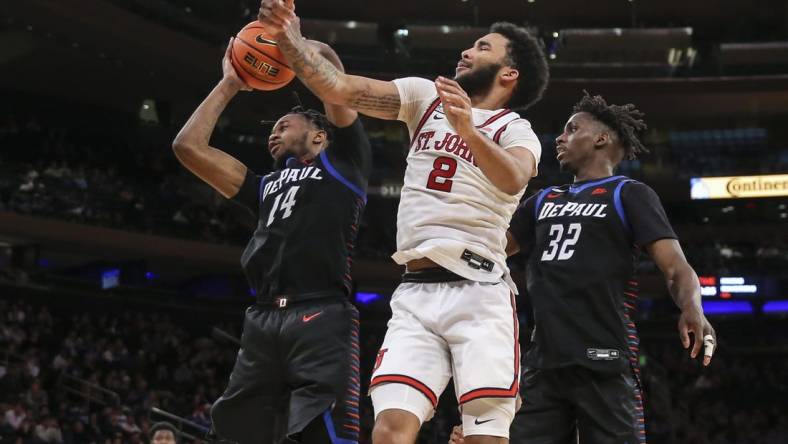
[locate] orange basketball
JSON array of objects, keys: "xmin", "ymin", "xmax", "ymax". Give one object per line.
[{"xmin": 231, "ymin": 22, "xmax": 295, "ymax": 91}]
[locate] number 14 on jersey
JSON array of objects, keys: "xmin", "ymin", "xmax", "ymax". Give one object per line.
[{"xmin": 267, "ymin": 186, "xmax": 299, "ymax": 227}]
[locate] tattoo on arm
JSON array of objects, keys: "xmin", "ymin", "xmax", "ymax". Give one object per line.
[
  {"xmin": 278, "ymin": 30, "xmax": 401, "ymax": 118},
  {"xmin": 278, "ymin": 36, "xmax": 341, "ymax": 96},
  {"xmin": 348, "ymin": 87, "xmax": 401, "ymax": 114}
]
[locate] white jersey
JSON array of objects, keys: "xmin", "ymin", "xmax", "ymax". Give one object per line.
[{"xmin": 391, "ymin": 77, "xmax": 542, "ymax": 291}]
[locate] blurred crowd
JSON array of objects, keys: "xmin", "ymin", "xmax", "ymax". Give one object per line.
[
  {"xmin": 2, "ymin": 292, "xmax": 787, "ymax": 444},
  {"xmin": 0, "ymin": 113, "xmax": 253, "ymax": 246},
  {"xmin": 0, "ymin": 296, "xmax": 239, "ymax": 444},
  {"xmin": 2, "ymin": 111, "xmax": 786, "ymax": 272}
]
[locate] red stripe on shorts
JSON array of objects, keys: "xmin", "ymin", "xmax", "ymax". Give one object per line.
[
  {"xmin": 370, "ymin": 374, "xmax": 439, "ymax": 407},
  {"xmin": 458, "ymin": 292, "xmax": 520, "ymax": 404}
]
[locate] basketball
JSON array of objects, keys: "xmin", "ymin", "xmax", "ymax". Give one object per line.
[{"xmin": 231, "ymin": 22, "xmax": 295, "ymax": 91}]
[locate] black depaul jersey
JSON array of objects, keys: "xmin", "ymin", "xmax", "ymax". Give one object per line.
[
  {"xmin": 232, "ymin": 118, "xmax": 371, "ymax": 304},
  {"xmin": 509, "ymin": 176, "xmax": 676, "ymax": 373}
]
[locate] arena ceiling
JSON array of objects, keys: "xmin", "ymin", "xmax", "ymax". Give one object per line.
[{"xmin": 2, "ymin": 0, "xmax": 788, "ymax": 127}]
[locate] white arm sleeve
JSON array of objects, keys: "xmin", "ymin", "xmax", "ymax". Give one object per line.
[
  {"xmin": 498, "ymin": 119, "xmax": 542, "ymax": 176},
  {"xmin": 392, "ymin": 77, "xmax": 438, "ymax": 134}
]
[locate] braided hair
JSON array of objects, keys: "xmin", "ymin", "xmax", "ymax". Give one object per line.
[
  {"xmin": 288, "ymin": 106, "xmax": 336, "ymax": 144},
  {"xmin": 572, "ymin": 92, "xmax": 648, "ymax": 160}
]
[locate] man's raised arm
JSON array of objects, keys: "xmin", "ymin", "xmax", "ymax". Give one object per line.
[{"xmin": 259, "ymin": 0, "xmax": 401, "ymax": 120}]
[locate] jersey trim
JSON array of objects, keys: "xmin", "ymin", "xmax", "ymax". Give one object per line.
[
  {"xmin": 533, "ymin": 187, "xmax": 556, "ymax": 219},
  {"xmin": 613, "ymin": 179, "xmax": 636, "ymax": 233},
  {"xmin": 492, "ymin": 123, "xmax": 509, "ymax": 144},
  {"xmin": 458, "ymin": 292, "xmax": 519, "ymax": 404},
  {"xmin": 568, "ymin": 175, "xmax": 626, "ymax": 194},
  {"xmin": 476, "ymin": 108, "xmax": 512, "ymax": 128},
  {"xmin": 319, "ymin": 151, "xmax": 367, "ymax": 203},
  {"xmin": 370, "ymin": 374, "xmax": 439, "ymax": 407},
  {"xmin": 409, "ymin": 98, "xmax": 441, "ymax": 148}
]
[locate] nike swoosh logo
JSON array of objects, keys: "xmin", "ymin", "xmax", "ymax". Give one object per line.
[
  {"xmin": 474, "ymin": 418, "xmax": 494, "ymax": 425},
  {"xmin": 302, "ymin": 311, "xmax": 323, "ymax": 323},
  {"xmin": 255, "ymin": 34, "xmax": 278, "ymax": 46},
  {"xmin": 433, "ymin": 114, "xmax": 444, "ymax": 120}
]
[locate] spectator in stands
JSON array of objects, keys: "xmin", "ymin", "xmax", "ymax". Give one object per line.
[
  {"xmin": 24, "ymin": 379, "xmax": 48, "ymax": 412},
  {"xmin": 4, "ymin": 401, "xmax": 27, "ymax": 431},
  {"xmin": 149, "ymin": 421, "xmax": 178, "ymax": 444},
  {"xmin": 33, "ymin": 416, "xmax": 64, "ymax": 443}
]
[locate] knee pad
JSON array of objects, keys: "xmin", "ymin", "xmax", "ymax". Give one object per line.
[{"xmin": 461, "ymin": 397, "xmax": 516, "ymax": 439}]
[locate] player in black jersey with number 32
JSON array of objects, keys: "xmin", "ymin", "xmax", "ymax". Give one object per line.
[
  {"xmin": 173, "ymin": 39, "xmax": 370, "ymax": 444},
  {"xmin": 451, "ymin": 93, "xmax": 717, "ymax": 443}
]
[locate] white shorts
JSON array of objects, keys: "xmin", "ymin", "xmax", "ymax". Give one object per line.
[{"xmin": 369, "ymin": 279, "xmax": 520, "ymax": 433}]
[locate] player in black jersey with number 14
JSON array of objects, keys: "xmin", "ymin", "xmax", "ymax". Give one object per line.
[
  {"xmin": 173, "ymin": 39, "xmax": 370, "ymax": 444},
  {"xmin": 452, "ymin": 93, "xmax": 717, "ymax": 443}
]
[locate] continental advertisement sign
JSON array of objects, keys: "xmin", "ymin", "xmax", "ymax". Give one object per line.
[{"xmin": 690, "ymin": 174, "xmax": 788, "ymax": 199}]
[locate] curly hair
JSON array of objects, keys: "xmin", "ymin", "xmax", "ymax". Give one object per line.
[
  {"xmin": 572, "ymin": 91, "xmax": 648, "ymax": 160},
  {"xmin": 489, "ymin": 22, "xmax": 550, "ymax": 111},
  {"xmin": 287, "ymin": 106, "xmax": 336, "ymax": 144}
]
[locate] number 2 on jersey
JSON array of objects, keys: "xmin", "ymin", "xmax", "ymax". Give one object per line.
[
  {"xmin": 266, "ymin": 186, "xmax": 299, "ymax": 227},
  {"xmin": 426, "ymin": 156, "xmax": 457, "ymax": 192},
  {"xmin": 541, "ymin": 223, "xmax": 582, "ymax": 261}
]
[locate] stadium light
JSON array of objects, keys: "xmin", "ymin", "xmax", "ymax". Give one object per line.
[
  {"xmin": 101, "ymin": 268, "xmax": 121, "ymax": 290},
  {"xmin": 356, "ymin": 292, "xmax": 382, "ymax": 304},
  {"xmin": 702, "ymin": 300, "xmax": 753, "ymax": 315},
  {"xmin": 762, "ymin": 300, "xmax": 788, "ymax": 314}
]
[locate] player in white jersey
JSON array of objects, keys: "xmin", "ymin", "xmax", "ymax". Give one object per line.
[{"xmin": 259, "ymin": 2, "xmax": 549, "ymax": 443}]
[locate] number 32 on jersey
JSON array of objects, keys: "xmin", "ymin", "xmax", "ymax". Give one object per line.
[{"xmin": 541, "ymin": 223, "xmax": 582, "ymax": 261}]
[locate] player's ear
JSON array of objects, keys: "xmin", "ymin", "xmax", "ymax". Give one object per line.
[
  {"xmin": 594, "ymin": 132, "xmax": 610, "ymax": 148},
  {"xmin": 312, "ymin": 130, "xmax": 327, "ymax": 147},
  {"xmin": 500, "ymin": 67, "xmax": 519, "ymax": 84}
]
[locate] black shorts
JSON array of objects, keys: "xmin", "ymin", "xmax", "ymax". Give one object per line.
[
  {"xmin": 210, "ymin": 299, "xmax": 360, "ymax": 444},
  {"xmin": 510, "ymin": 366, "xmax": 646, "ymax": 444}
]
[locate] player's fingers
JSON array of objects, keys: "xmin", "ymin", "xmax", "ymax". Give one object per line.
[
  {"xmin": 440, "ymin": 92, "xmax": 459, "ymax": 104},
  {"xmin": 268, "ymin": 8, "xmax": 292, "ymax": 26},
  {"xmin": 448, "ymin": 105, "xmax": 469, "ymax": 115},
  {"xmin": 259, "ymin": 14, "xmax": 284, "ymax": 29},
  {"xmin": 284, "ymin": 0, "xmax": 295, "ymax": 9},
  {"xmin": 441, "ymin": 86, "xmax": 470, "ymax": 104},
  {"xmin": 436, "ymin": 78, "xmax": 469, "ymax": 99},
  {"xmin": 271, "ymin": 1, "xmax": 296, "ymax": 19},
  {"xmin": 436, "ymin": 77, "xmax": 470, "ymax": 98},
  {"xmin": 436, "ymin": 76, "xmax": 460, "ymax": 88},
  {"xmin": 449, "ymin": 426, "xmax": 464, "ymax": 444},
  {"xmin": 258, "ymin": 5, "xmax": 278, "ymax": 21},
  {"xmin": 690, "ymin": 326, "xmax": 702, "ymax": 359},
  {"xmin": 442, "ymin": 81, "xmax": 470, "ymax": 98},
  {"xmin": 678, "ymin": 322, "xmax": 690, "ymax": 349},
  {"xmin": 436, "ymin": 89, "xmax": 457, "ymax": 108},
  {"xmin": 263, "ymin": 2, "xmax": 291, "ymax": 23},
  {"xmin": 702, "ymin": 328, "xmax": 716, "ymax": 366}
]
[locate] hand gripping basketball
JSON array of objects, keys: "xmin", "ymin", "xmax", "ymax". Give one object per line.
[
  {"xmin": 258, "ymin": 0, "xmax": 297, "ymax": 37},
  {"xmin": 229, "ymin": 21, "xmax": 296, "ymax": 91}
]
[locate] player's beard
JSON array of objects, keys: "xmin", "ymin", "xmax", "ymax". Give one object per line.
[
  {"xmin": 455, "ymin": 62, "xmax": 501, "ymax": 98},
  {"xmin": 559, "ymin": 160, "xmax": 578, "ymax": 175}
]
